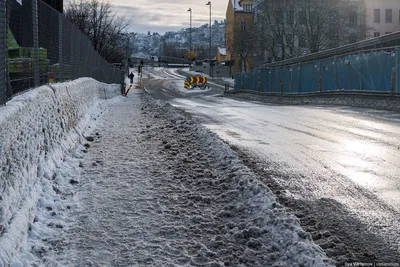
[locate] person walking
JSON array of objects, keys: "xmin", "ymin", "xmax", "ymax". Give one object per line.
[{"xmin": 128, "ymin": 72, "xmax": 135, "ymax": 84}]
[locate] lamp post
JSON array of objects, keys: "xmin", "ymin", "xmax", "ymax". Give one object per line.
[
  {"xmin": 233, "ymin": 0, "xmax": 236, "ymax": 76},
  {"xmin": 188, "ymin": 8, "xmax": 192, "ymax": 53},
  {"xmin": 206, "ymin": 1, "xmax": 212, "ymax": 77}
]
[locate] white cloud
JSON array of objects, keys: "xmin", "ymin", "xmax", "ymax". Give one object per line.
[{"xmin": 110, "ymin": 0, "xmax": 227, "ymax": 33}]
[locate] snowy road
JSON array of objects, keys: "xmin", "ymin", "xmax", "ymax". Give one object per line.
[{"xmin": 143, "ymin": 68, "xmax": 400, "ymax": 264}]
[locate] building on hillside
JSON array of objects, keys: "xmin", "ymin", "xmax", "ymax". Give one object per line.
[
  {"xmin": 217, "ymin": 47, "xmax": 227, "ymax": 61},
  {"xmin": 226, "ymin": 0, "xmax": 254, "ymax": 74},
  {"xmin": 363, "ymin": 0, "xmax": 400, "ymax": 38}
]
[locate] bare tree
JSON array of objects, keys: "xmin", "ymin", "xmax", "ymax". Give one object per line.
[
  {"xmin": 298, "ymin": 0, "xmax": 340, "ymax": 53},
  {"xmin": 300, "ymin": 0, "xmax": 367, "ymax": 52},
  {"xmin": 255, "ymin": 0, "xmax": 365, "ymax": 60},
  {"xmin": 233, "ymin": 28, "xmax": 256, "ymax": 72},
  {"xmin": 65, "ymin": 0, "xmax": 131, "ymax": 62},
  {"xmin": 255, "ymin": 0, "xmax": 301, "ymax": 62}
]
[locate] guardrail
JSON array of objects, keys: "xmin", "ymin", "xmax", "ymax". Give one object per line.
[{"xmin": 261, "ymin": 32, "xmax": 400, "ymax": 68}]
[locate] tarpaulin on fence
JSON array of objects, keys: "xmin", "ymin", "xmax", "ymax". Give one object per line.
[{"xmin": 235, "ymin": 48, "xmax": 400, "ymax": 94}]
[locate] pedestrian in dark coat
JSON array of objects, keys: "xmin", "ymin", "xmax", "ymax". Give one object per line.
[{"xmin": 128, "ymin": 72, "xmax": 134, "ymax": 84}]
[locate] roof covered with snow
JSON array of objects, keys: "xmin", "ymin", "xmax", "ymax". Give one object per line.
[
  {"xmin": 218, "ymin": 47, "xmax": 227, "ymax": 56},
  {"xmin": 232, "ymin": 0, "xmax": 243, "ymax": 11}
]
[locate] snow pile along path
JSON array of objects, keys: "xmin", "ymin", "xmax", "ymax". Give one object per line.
[
  {"xmin": 0, "ymin": 78, "xmax": 119, "ymax": 266},
  {"xmin": 225, "ymin": 91, "xmax": 400, "ymax": 112},
  {"xmin": 24, "ymin": 89, "xmax": 334, "ymax": 266}
]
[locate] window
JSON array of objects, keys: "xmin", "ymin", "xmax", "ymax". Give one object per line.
[
  {"xmin": 386, "ymin": 9, "xmax": 392, "ymax": 23},
  {"xmin": 374, "ymin": 9, "xmax": 380, "ymax": 23},
  {"xmin": 299, "ymin": 11, "xmax": 306, "ymax": 25},
  {"xmin": 349, "ymin": 11, "xmax": 357, "ymax": 26},
  {"xmin": 374, "ymin": 32, "xmax": 380, "ymax": 37},
  {"xmin": 240, "ymin": 20, "xmax": 248, "ymax": 31},
  {"xmin": 287, "ymin": 11, "xmax": 294, "ymax": 25},
  {"xmin": 243, "ymin": 3, "xmax": 252, "ymax": 12}
]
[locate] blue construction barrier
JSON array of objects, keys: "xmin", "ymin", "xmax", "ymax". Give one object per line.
[{"xmin": 235, "ymin": 48, "xmax": 400, "ymax": 93}]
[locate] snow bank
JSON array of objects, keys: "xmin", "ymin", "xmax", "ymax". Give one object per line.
[
  {"xmin": 225, "ymin": 91, "xmax": 400, "ymax": 112},
  {"xmin": 222, "ymin": 77, "xmax": 235, "ymax": 87},
  {"xmin": 184, "ymin": 67, "xmax": 209, "ymax": 78},
  {"xmin": 0, "ymin": 78, "xmax": 119, "ymax": 265},
  {"xmin": 148, "ymin": 99, "xmax": 335, "ymax": 266}
]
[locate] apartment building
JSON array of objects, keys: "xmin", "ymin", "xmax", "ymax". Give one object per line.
[
  {"xmin": 363, "ymin": 0, "xmax": 400, "ymax": 38},
  {"xmin": 226, "ymin": 0, "xmax": 255, "ymax": 73}
]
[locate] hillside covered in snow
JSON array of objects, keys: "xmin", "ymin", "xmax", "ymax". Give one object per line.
[{"xmin": 127, "ymin": 20, "xmax": 226, "ymax": 59}]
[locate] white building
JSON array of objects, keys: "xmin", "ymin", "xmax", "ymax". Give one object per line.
[{"xmin": 363, "ymin": 0, "xmax": 400, "ymax": 38}]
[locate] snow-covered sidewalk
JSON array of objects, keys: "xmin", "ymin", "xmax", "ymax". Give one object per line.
[{"xmin": 16, "ymin": 89, "xmax": 333, "ymax": 266}]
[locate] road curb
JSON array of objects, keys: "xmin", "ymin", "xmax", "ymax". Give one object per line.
[{"xmin": 224, "ymin": 90, "xmax": 400, "ymax": 112}]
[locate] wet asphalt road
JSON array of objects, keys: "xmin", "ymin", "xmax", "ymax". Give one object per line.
[{"xmin": 143, "ymin": 67, "xmax": 400, "ymax": 264}]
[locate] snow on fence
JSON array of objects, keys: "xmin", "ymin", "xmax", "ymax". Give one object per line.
[
  {"xmin": 0, "ymin": 78, "xmax": 119, "ymax": 264},
  {"xmin": 236, "ymin": 48, "xmax": 400, "ymax": 94},
  {"xmin": 0, "ymin": 0, "xmax": 123, "ymax": 105}
]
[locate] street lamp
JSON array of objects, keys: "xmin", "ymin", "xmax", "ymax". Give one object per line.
[
  {"xmin": 188, "ymin": 8, "xmax": 192, "ymax": 53},
  {"xmin": 206, "ymin": 1, "xmax": 212, "ymax": 77}
]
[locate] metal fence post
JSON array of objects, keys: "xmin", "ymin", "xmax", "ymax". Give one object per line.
[
  {"xmin": 290, "ymin": 64, "xmax": 293, "ymax": 92},
  {"xmin": 0, "ymin": 0, "xmax": 6, "ymax": 104},
  {"xmin": 396, "ymin": 48, "xmax": 399, "ymax": 93},
  {"xmin": 318, "ymin": 60, "xmax": 322, "ymax": 92},
  {"xmin": 390, "ymin": 51, "xmax": 396, "ymax": 94},
  {"xmin": 58, "ymin": 13, "xmax": 63, "ymax": 82},
  {"xmin": 359, "ymin": 52, "xmax": 362, "ymax": 91},
  {"xmin": 32, "ymin": 0, "xmax": 39, "ymax": 87},
  {"xmin": 334, "ymin": 57, "xmax": 338, "ymax": 90},
  {"xmin": 269, "ymin": 69, "xmax": 272, "ymax": 92},
  {"xmin": 298, "ymin": 63, "xmax": 301, "ymax": 93}
]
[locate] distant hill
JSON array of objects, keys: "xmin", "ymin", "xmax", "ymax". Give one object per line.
[{"xmin": 127, "ymin": 20, "xmax": 226, "ymax": 59}]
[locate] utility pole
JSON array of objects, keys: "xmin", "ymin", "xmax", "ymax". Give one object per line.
[
  {"xmin": 233, "ymin": 0, "xmax": 236, "ymax": 76},
  {"xmin": 126, "ymin": 36, "xmax": 130, "ymax": 72},
  {"xmin": 206, "ymin": 1, "xmax": 212, "ymax": 77},
  {"xmin": 188, "ymin": 8, "xmax": 192, "ymax": 52}
]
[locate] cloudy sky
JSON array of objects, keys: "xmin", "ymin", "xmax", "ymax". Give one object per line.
[{"xmin": 110, "ymin": 0, "xmax": 228, "ymax": 34}]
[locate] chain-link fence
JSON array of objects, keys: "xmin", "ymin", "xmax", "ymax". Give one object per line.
[{"xmin": 0, "ymin": 0, "xmax": 123, "ymax": 105}]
